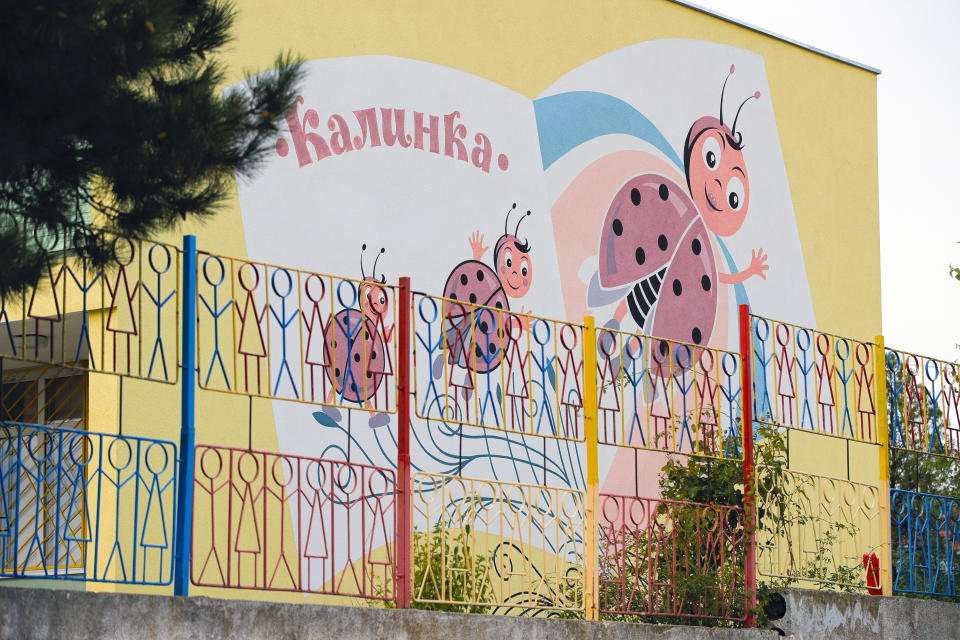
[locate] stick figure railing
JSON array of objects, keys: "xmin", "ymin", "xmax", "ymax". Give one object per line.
[
  {"xmin": 412, "ymin": 292, "xmax": 585, "ymax": 441},
  {"xmin": 189, "ymin": 444, "xmax": 395, "ymax": 599},
  {"xmin": 597, "ymin": 494, "xmax": 746, "ymax": 621},
  {"xmin": 890, "ymin": 489, "xmax": 960, "ymax": 597},
  {"xmin": 0, "ymin": 232, "xmax": 181, "ymax": 384},
  {"xmin": 410, "ymin": 472, "xmax": 585, "ymax": 614},
  {"xmin": 593, "ymin": 326, "xmax": 743, "ymax": 459},
  {"xmin": 750, "ymin": 315, "xmax": 879, "ymax": 443},
  {"xmin": 8, "ymin": 231, "xmax": 960, "ymax": 613},
  {"xmin": 195, "ymin": 252, "xmax": 398, "ymax": 413},
  {"xmin": 885, "ymin": 348, "xmax": 960, "ymax": 457},
  {"xmin": 756, "ymin": 469, "xmax": 883, "ymax": 590},
  {"xmin": 0, "ymin": 421, "xmax": 178, "ymax": 584}
]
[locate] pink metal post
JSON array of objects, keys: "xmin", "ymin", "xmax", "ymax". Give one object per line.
[
  {"xmin": 396, "ymin": 277, "xmax": 413, "ymax": 608},
  {"xmin": 738, "ymin": 304, "xmax": 757, "ymax": 627}
]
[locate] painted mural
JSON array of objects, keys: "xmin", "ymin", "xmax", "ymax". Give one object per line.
[{"xmin": 229, "ymin": 39, "xmax": 816, "ymax": 581}]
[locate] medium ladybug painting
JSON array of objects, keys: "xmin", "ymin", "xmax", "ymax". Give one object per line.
[
  {"xmin": 440, "ymin": 203, "xmax": 534, "ymax": 374},
  {"xmin": 589, "ymin": 65, "xmax": 769, "ymax": 346},
  {"xmin": 315, "ymin": 244, "xmax": 394, "ymax": 429}
]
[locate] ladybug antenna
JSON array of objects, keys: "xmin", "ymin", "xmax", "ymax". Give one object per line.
[
  {"xmin": 372, "ymin": 247, "xmax": 386, "ymax": 284},
  {"xmin": 719, "ymin": 64, "xmax": 735, "ymax": 126},
  {"xmin": 503, "ymin": 202, "xmax": 517, "ymax": 238},
  {"xmin": 513, "ymin": 210, "xmax": 531, "ymax": 239},
  {"xmin": 731, "ymin": 91, "xmax": 762, "ymax": 145},
  {"xmin": 360, "ymin": 243, "xmax": 368, "ymax": 279}
]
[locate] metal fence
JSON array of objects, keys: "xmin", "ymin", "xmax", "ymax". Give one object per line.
[
  {"xmin": 4, "ymin": 232, "xmax": 960, "ymax": 621},
  {"xmin": 0, "ymin": 422, "xmax": 178, "ymax": 583},
  {"xmin": 750, "ymin": 315, "xmax": 879, "ymax": 443},
  {"xmin": 594, "ymin": 328, "xmax": 742, "ymax": 459},
  {"xmin": 0, "ymin": 236, "xmax": 180, "ymax": 383},
  {"xmin": 891, "ymin": 489, "xmax": 960, "ymax": 597},
  {"xmin": 756, "ymin": 469, "xmax": 882, "ymax": 589},
  {"xmin": 413, "ymin": 292, "xmax": 585, "ymax": 441},
  {"xmin": 190, "ymin": 445, "xmax": 395, "ymax": 599},
  {"xmin": 411, "ymin": 472, "xmax": 584, "ymax": 613},
  {"xmin": 597, "ymin": 493, "xmax": 745, "ymax": 621},
  {"xmin": 196, "ymin": 252, "xmax": 398, "ymax": 412},
  {"xmin": 886, "ymin": 349, "xmax": 960, "ymax": 457}
]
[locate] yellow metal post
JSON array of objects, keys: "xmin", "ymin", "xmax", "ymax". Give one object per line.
[
  {"xmin": 583, "ymin": 316, "xmax": 599, "ymax": 620},
  {"xmin": 874, "ymin": 334, "xmax": 893, "ymax": 596}
]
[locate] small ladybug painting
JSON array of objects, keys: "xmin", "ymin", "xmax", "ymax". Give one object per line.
[
  {"xmin": 596, "ymin": 65, "xmax": 769, "ymax": 347},
  {"xmin": 316, "ymin": 244, "xmax": 394, "ymax": 429},
  {"xmin": 441, "ymin": 204, "xmax": 534, "ymax": 374}
]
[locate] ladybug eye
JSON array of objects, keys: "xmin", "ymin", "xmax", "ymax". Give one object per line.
[
  {"xmin": 702, "ymin": 137, "xmax": 722, "ymax": 170},
  {"xmin": 520, "ymin": 258, "xmax": 529, "ymax": 277},
  {"xmin": 379, "ymin": 294, "xmax": 385, "ymax": 305},
  {"xmin": 504, "ymin": 249, "xmax": 513, "ymax": 269},
  {"xmin": 726, "ymin": 176, "xmax": 745, "ymax": 211}
]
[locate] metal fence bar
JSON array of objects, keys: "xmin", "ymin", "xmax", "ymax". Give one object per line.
[
  {"xmin": 190, "ymin": 445, "xmax": 395, "ymax": 599},
  {"xmin": 0, "ymin": 421, "xmax": 178, "ymax": 584},
  {"xmin": 396, "ymin": 276, "xmax": 412, "ymax": 608},
  {"xmin": 597, "ymin": 493, "xmax": 746, "ymax": 621},
  {"xmin": 874, "ymin": 334, "xmax": 893, "ymax": 595},
  {"xmin": 890, "ymin": 489, "xmax": 960, "ymax": 598},
  {"xmin": 174, "ymin": 234, "xmax": 197, "ymax": 595},
  {"xmin": 738, "ymin": 304, "xmax": 756, "ymax": 626},
  {"xmin": 583, "ymin": 316, "xmax": 599, "ymax": 620}
]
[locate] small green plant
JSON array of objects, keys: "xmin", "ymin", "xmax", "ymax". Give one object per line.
[{"xmin": 368, "ymin": 521, "xmax": 494, "ymax": 613}]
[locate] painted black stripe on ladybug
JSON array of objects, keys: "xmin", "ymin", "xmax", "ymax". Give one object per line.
[
  {"xmin": 633, "ymin": 284, "xmax": 651, "ymax": 315},
  {"xmin": 641, "ymin": 278, "xmax": 656, "ymax": 304},
  {"xmin": 626, "ymin": 292, "xmax": 644, "ymax": 329},
  {"xmin": 625, "ymin": 267, "xmax": 667, "ymax": 330}
]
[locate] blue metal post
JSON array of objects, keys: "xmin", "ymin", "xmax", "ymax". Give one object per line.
[{"xmin": 174, "ymin": 235, "xmax": 197, "ymax": 595}]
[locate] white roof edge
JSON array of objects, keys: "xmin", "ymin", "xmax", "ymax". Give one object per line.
[{"xmin": 667, "ymin": 0, "xmax": 882, "ymax": 75}]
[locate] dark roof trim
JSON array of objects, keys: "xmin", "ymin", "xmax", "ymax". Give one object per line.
[{"xmin": 667, "ymin": 0, "xmax": 882, "ymax": 75}]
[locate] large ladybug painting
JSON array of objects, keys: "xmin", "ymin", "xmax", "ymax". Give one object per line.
[
  {"xmin": 594, "ymin": 65, "xmax": 769, "ymax": 347},
  {"xmin": 441, "ymin": 203, "xmax": 534, "ymax": 374}
]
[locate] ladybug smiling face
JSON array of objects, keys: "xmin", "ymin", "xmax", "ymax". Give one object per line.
[
  {"xmin": 363, "ymin": 278, "xmax": 389, "ymax": 318},
  {"xmin": 684, "ymin": 116, "xmax": 751, "ymax": 238},
  {"xmin": 494, "ymin": 234, "xmax": 533, "ymax": 298}
]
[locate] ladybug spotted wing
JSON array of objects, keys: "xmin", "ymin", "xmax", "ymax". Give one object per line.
[
  {"xmin": 323, "ymin": 309, "xmax": 387, "ymax": 403},
  {"xmin": 442, "ymin": 260, "xmax": 510, "ymax": 373},
  {"xmin": 598, "ymin": 176, "xmax": 699, "ymax": 290},
  {"xmin": 649, "ymin": 218, "xmax": 718, "ymax": 348},
  {"xmin": 600, "ymin": 175, "xmax": 718, "ymax": 347}
]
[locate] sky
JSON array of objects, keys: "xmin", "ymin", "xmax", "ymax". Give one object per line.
[{"xmin": 686, "ymin": 0, "xmax": 960, "ymax": 362}]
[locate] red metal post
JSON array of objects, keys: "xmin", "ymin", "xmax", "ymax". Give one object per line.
[
  {"xmin": 396, "ymin": 277, "xmax": 413, "ymax": 608},
  {"xmin": 738, "ymin": 304, "xmax": 757, "ymax": 627}
]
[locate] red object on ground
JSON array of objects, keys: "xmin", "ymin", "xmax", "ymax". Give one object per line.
[{"xmin": 864, "ymin": 552, "xmax": 882, "ymax": 595}]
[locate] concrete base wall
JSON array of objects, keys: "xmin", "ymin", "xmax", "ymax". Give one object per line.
[
  {"xmin": 0, "ymin": 586, "xmax": 768, "ymax": 640},
  {"xmin": 780, "ymin": 588, "xmax": 960, "ymax": 640},
  {"xmin": 3, "ymin": 585, "xmax": 960, "ymax": 640}
]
